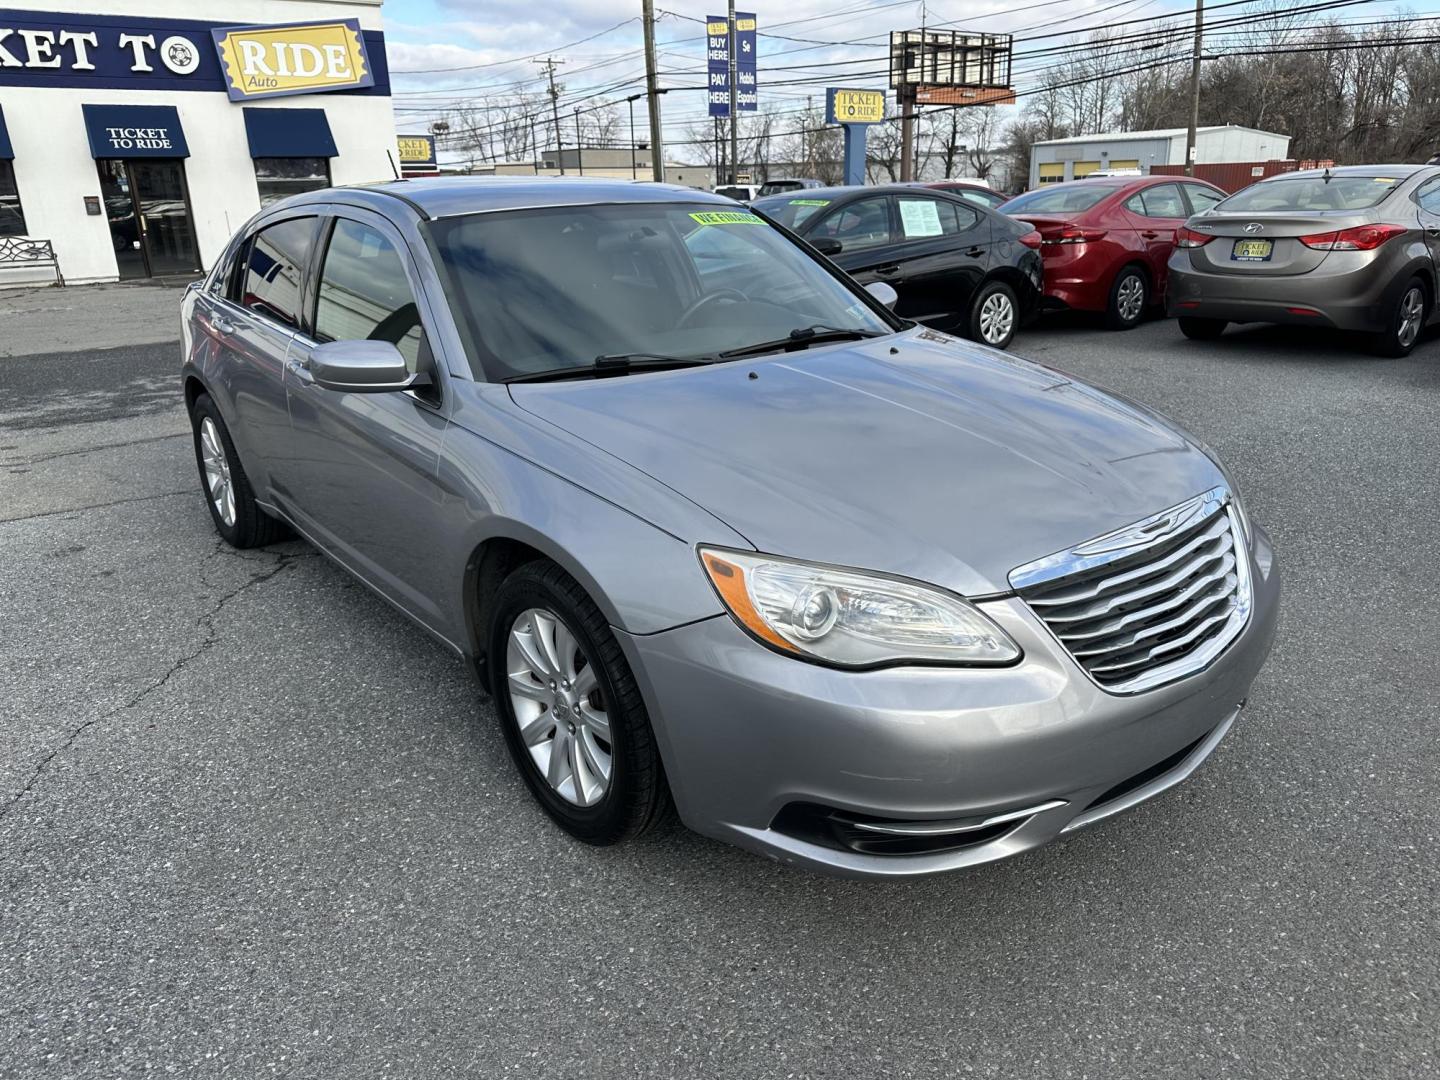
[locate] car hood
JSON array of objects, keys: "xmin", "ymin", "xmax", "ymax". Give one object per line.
[{"xmin": 505, "ymin": 330, "xmax": 1224, "ymax": 596}]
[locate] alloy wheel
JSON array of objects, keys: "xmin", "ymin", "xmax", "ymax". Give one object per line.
[
  {"xmin": 1116, "ymin": 274, "xmax": 1145, "ymax": 323},
  {"xmin": 199, "ymin": 417, "xmax": 236, "ymax": 527},
  {"xmin": 979, "ymin": 291, "xmax": 1015, "ymax": 345},
  {"xmin": 505, "ymin": 607, "xmax": 613, "ymax": 807},
  {"xmin": 1398, "ymin": 286, "xmax": 1424, "ymax": 348}
]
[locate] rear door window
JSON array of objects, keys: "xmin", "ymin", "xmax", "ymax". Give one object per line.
[
  {"xmin": 314, "ymin": 218, "xmax": 426, "ymax": 372},
  {"xmin": 896, "ymin": 196, "xmax": 981, "ymax": 241},
  {"xmin": 1128, "ymin": 184, "xmax": 1187, "ymax": 218},
  {"xmin": 237, "ymin": 217, "xmax": 316, "ymax": 330}
]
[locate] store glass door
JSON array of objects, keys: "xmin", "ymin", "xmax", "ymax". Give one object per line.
[{"xmin": 96, "ymin": 159, "xmax": 199, "ymax": 278}]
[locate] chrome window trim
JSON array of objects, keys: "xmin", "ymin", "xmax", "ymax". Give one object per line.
[{"xmin": 1010, "ymin": 486, "xmax": 1254, "ymax": 696}]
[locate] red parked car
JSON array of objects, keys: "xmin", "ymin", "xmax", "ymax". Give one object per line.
[{"xmin": 1000, "ymin": 176, "xmax": 1227, "ymax": 329}]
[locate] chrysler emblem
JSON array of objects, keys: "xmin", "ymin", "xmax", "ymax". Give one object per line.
[{"xmin": 1243, "ymin": 222, "xmax": 1264, "ymax": 234}]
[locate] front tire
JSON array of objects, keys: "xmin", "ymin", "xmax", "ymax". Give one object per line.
[
  {"xmin": 1371, "ymin": 277, "xmax": 1427, "ymax": 357},
  {"xmin": 967, "ymin": 279, "xmax": 1019, "ymax": 350},
  {"xmin": 1106, "ymin": 266, "xmax": 1148, "ymax": 330},
  {"xmin": 1178, "ymin": 315, "xmax": 1227, "ymax": 340},
  {"xmin": 189, "ymin": 393, "xmax": 286, "ymax": 548},
  {"xmin": 487, "ymin": 560, "xmax": 669, "ymax": 845}
]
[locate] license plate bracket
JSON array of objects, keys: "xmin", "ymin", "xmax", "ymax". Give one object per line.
[{"xmin": 1231, "ymin": 238, "xmax": 1273, "ymax": 262}]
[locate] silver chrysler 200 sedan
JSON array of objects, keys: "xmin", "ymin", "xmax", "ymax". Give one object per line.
[{"xmin": 181, "ymin": 178, "xmax": 1279, "ymax": 878}]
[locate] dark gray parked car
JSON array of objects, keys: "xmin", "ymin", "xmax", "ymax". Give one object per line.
[
  {"xmin": 182, "ymin": 177, "xmax": 1279, "ymax": 878},
  {"xmin": 1167, "ymin": 164, "xmax": 1440, "ymax": 355}
]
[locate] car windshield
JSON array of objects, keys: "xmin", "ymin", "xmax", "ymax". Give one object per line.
[
  {"xmin": 427, "ymin": 202, "xmax": 893, "ymax": 381},
  {"xmin": 755, "ymin": 196, "xmax": 834, "ymax": 230},
  {"xmin": 1217, "ymin": 175, "xmax": 1402, "ymax": 212},
  {"xmin": 1003, "ymin": 186, "xmax": 1112, "ymax": 215}
]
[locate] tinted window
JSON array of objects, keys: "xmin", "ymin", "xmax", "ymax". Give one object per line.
[
  {"xmin": 1184, "ymin": 184, "xmax": 1225, "ymax": 212},
  {"xmin": 1416, "ymin": 178, "xmax": 1440, "ymax": 213},
  {"xmin": 1221, "ymin": 175, "xmax": 1401, "ymax": 212},
  {"xmin": 759, "ymin": 180, "xmax": 805, "ymax": 196},
  {"xmin": 952, "ymin": 188, "xmax": 1005, "ymax": 209},
  {"xmin": 239, "ymin": 217, "xmax": 315, "ymax": 329},
  {"xmin": 1130, "ymin": 184, "xmax": 1186, "ymax": 218},
  {"xmin": 255, "ymin": 157, "xmax": 331, "ymax": 208},
  {"xmin": 757, "ymin": 196, "xmax": 833, "ymax": 230},
  {"xmin": 315, "ymin": 219, "xmax": 426, "ymax": 372},
  {"xmin": 896, "ymin": 196, "xmax": 980, "ymax": 240},
  {"xmin": 1003, "ymin": 185, "xmax": 1111, "ymax": 215},
  {"xmin": 0, "ymin": 161, "xmax": 26, "ymax": 237},
  {"xmin": 812, "ymin": 196, "xmax": 892, "ymax": 251},
  {"xmin": 427, "ymin": 202, "xmax": 891, "ymax": 381}
]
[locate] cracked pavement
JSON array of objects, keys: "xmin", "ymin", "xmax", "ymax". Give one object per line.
[{"xmin": 2, "ymin": 287, "xmax": 1439, "ymax": 1079}]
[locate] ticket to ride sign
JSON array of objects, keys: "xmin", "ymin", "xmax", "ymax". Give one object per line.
[{"xmin": 213, "ymin": 20, "xmax": 374, "ymax": 101}]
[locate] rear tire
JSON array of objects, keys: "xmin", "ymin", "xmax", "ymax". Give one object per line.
[
  {"xmin": 1370, "ymin": 277, "xmax": 1427, "ymax": 357},
  {"xmin": 966, "ymin": 279, "xmax": 1019, "ymax": 350},
  {"xmin": 1178, "ymin": 316, "xmax": 1228, "ymax": 341},
  {"xmin": 189, "ymin": 393, "xmax": 287, "ymax": 548},
  {"xmin": 487, "ymin": 559, "xmax": 670, "ymax": 846},
  {"xmin": 1105, "ymin": 266, "xmax": 1148, "ymax": 330}
]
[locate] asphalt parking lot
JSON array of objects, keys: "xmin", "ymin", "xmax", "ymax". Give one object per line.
[{"xmin": 3, "ymin": 284, "xmax": 1438, "ymax": 1079}]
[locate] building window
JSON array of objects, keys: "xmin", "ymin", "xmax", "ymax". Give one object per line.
[
  {"xmin": 254, "ymin": 157, "xmax": 331, "ymax": 208},
  {"xmin": 0, "ymin": 161, "xmax": 27, "ymax": 237}
]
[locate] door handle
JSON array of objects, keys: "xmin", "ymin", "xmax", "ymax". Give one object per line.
[
  {"xmin": 211, "ymin": 315, "xmax": 235, "ymax": 335},
  {"xmin": 1141, "ymin": 230, "xmax": 1160, "ymax": 239},
  {"xmin": 874, "ymin": 264, "xmax": 900, "ymax": 276},
  {"xmin": 964, "ymin": 247, "xmax": 985, "ymax": 257}
]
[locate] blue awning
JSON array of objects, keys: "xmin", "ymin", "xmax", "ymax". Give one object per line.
[
  {"xmin": 243, "ymin": 108, "xmax": 338, "ymax": 159},
  {"xmin": 0, "ymin": 105, "xmax": 12, "ymax": 159},
  {"xmin": 82, "ymin": 104, "xmax": 188, "ymax": 159}
]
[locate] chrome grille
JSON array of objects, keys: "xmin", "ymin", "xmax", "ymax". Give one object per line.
[{"xmin": 1009, "ymin": 488, "xmax": 1252, "ymax": 694}]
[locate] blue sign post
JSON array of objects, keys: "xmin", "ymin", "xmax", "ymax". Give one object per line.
[{"xmin": 826, "ymin": 88, "xmax": 886, "ymax": 187}]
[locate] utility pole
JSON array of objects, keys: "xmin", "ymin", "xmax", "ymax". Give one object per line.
[
  {"xmin": 626, "ymin": 94, "xmax": 642, "ymax": 179},
  {"xmin": 727, "ymin": 0, "xmax": 739, "ymax": 186},
  {"xmin": 641, "ymin": 0, "xmax": 665, "ymax": 182},
  {"xmin": 574, "ymin": 108, "xmax": 584, "ymax": 175},
  {"xmin": 540, "ymin": 57, "xmax": 565, "ymax": 175},
  {"xmin": 1185, "ymin": 0, "xmax": 1203, "ymax": 177},
  {"xmin": 900, "ymin": 88, "xmax": 915, "ymax": 182}
]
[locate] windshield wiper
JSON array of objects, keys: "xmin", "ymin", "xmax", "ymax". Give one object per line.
[
  {"xmin": 719, "ymin": 325, "xmax": 884, "ymax": 360},
  {"xmin": 505, "ymin": 352, "xmax": 717, "ymax": 384}
]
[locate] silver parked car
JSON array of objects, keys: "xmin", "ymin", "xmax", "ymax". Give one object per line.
[
  {"xmin": 182, "ymin": 178, "xmax": 1279, "ymax": 878},
  {"xmin": 1167, "ymin": 164, "xmax": 1440, "ymax": 355}
]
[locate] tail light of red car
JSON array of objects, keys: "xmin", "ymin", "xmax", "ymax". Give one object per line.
[
  {"xmin": 1175, "ymin": 226, "xmax": 1214, "ymax": 248},
  {"xmin": 1040, "ymin": 224, "xmax": 1107, "ymax": 246},
  {"xmin": 1018, "ymin": 229, "xmax": 1042, "ymax": 249},
  {"xmin": 1298, "ymin": 223, "xmax": 1407, "ymax": 251}
]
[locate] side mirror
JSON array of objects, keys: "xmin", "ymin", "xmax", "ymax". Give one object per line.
[
  {"xmin": 308, "ymin": 340, "xmax": 421, "ymax": 393},
  {"xmin": 811, "ymin": 237, "xmax": 844, "ymax": 256},
  {"xmin": 865, "ymin": 281, "xmax": 899, "ymax": 310}
]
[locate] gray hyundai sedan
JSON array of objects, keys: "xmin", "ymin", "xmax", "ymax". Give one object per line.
[
  {"xmin": 1168, "ymin": 164, "xmax": 1440, "ymax": 355},
  {"xmin": 181, "ymin": 177, "xmax": 1279, "ymax": 878}
]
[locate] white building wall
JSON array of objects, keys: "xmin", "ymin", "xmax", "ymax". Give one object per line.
[{"xmin": 1, "ymin": 0, "xmax": 395, "ymax": 286}]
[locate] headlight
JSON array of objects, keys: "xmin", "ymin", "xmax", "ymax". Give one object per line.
[{"xmin": 698, "ymin": 547, "xmax": 1021, "ymax": 669}]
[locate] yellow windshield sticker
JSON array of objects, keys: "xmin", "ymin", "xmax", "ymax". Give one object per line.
[
  {"xmin": 689, "ymin": 211, "xmax": 764, "ymax": 226},
  {"xmin": 788, "ymin": 198, "xmax": 830, "ymax": 206},
  {"xmin": 1373, "ymin": 177, "xmax": 1398, "ymax": 184}
]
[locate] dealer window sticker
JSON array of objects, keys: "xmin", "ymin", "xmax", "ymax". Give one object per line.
[
  {"xmin": 787, "ymin": 199, "xmax": 831, "ymax": 206},
  {"xmin": 689, "ymin": 211, "xmax": 765, "ymax": 226},
  {"xmin": 899, "ymin": 199, "xmax": 944, "ymax": 238}
]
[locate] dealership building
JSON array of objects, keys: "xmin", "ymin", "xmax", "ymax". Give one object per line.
[
  {"xmin": 1028, "ymin": 124, "xmax": 1291, "ymax": 189},
  {"xmin": 0, "ymin": 0, "xmax": 398, "ymax": 285}
]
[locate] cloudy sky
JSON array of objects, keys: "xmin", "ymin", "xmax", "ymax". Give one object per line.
[{"xmin": 374, "ymin": 0, "xmax": 1403, "ymax": 160}]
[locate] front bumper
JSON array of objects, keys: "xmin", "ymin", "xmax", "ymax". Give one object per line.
[{"xmin": 618, "ymin": 526, "xmax": 1280, "ymax": 879}]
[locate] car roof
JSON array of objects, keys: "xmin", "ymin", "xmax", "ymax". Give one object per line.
[
  {"xmin": 1261, "ymin": 164, "xmax": 1430, "ymax": 181},
  {"xmin": 287, "ymin": 176, "xmax": 738, "ymax": 219},
  {"xmin": 755, "ymin": 183, "xmax": 988, "ymax": 205}
]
